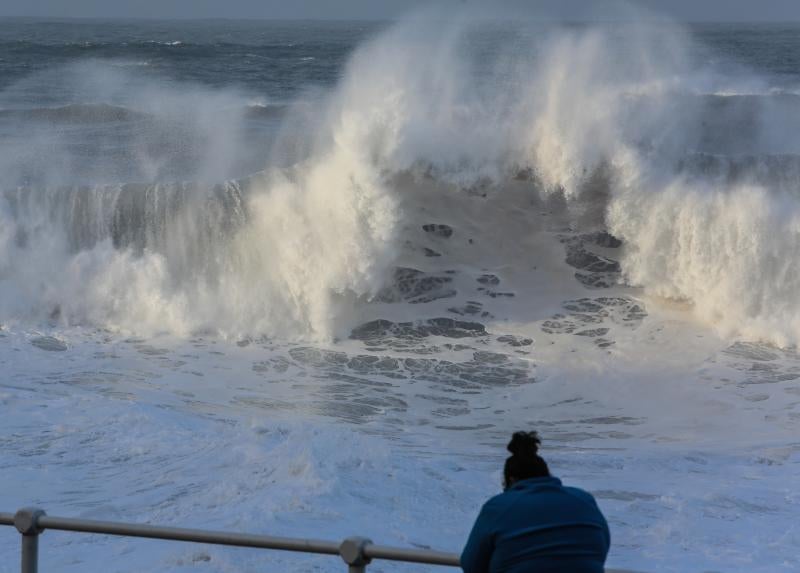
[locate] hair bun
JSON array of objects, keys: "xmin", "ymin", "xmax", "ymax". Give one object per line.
[{"xmin": 507, "ymin": 431, "xmax": 541, "ymax": 456}]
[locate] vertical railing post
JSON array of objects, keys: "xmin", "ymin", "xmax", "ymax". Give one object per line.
[
  {"xmin": 14, "ymin": 508, "xmax": 46, "ymax": 573},
  {"xmin": 339, "ymin": 536, "xmax": 372, "ymax": 573}
]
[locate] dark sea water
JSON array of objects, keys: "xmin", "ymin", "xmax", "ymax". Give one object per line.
[
  {"xmin": 0, "ymin": 19, "xmax": 376, "ymax": 96},
  {"xmin": 2, "ymin": 20, "xmax": 799, "ymax": 93},
  {"xmin": 0, "ymin": 19, "xmax": 384, "ymax": 184},
  {"xmin": 1, "ymin": 19, "xmax": 799, "ymax": 184}
]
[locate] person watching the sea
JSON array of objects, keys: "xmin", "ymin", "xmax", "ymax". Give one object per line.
[{"xmin": 461, "ymin": 431, "xmax": 610, "ymax": 573}]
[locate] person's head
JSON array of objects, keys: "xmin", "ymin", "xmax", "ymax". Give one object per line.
[{"xmin": 503, "ymin": 431, "xmax": 550, "ymax": 490}]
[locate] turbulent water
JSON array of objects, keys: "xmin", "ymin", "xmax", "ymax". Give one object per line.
[{"xmin": 1, "ymin": 11, "xmax": 800, "ymax": 573}]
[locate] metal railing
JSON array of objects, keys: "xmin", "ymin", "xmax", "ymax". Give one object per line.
[{"xmin": 1, "ymin": 507, "xmax": 637, "ymax": 573}]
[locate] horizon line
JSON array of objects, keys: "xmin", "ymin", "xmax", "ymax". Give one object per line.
[{"xmin": 2, "ymin": 15, "xmax": 800, "ymax": 25}]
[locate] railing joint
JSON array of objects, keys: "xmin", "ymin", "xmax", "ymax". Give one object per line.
[
  {"xmin": 15, "ymin": 508, "xmax": 46, "ymax": 573},
  {"xmin": 340, "ymin": 536, "xmax": 373, "ymax": 572},
  {"xmin": 14, "ymin": 508, "xmax": 46, "ymax": 536}
]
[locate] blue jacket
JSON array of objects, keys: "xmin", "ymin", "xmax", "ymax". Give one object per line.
[{"xmin": 461, "ymin": 476, "xmax": 610, "ymax": 573}]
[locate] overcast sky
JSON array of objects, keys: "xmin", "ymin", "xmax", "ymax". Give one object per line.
[{"xmin": 2, "ymin": 0, "xmax": 800, "ymax": 22}]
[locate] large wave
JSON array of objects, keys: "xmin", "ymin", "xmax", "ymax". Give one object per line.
[
  {"xmin": 0, "ymin": 57, "xmax": 399, "ymax": 338},
  {"xmin": 3, "ymin": 9, "xmax": 800, "ymax": 344}
]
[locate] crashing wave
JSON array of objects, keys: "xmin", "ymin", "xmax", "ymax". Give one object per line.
[{"xmin": 4, "ymin": 10, "xmax": 800, "ymax": 345}]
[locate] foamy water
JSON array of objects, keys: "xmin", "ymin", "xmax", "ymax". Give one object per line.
[{"xmin": 1, "ymin": 9, "xmax": 799, "ymax": 573}]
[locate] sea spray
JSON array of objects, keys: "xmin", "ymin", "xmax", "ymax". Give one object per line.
[
  {"xmin": 4, "ymin": 10, "xmax": 800, "ymax": 344},
  {"xmin": 0, "ymin": 52, "xmax": 403, "ymax": 338}
]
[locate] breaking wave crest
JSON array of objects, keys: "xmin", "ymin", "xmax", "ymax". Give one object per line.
[
  {"xmin": 0, "ymin": 169, "xmax": 395, "ymax": 338},
  {"xmin": 0, "ymin": 103, "xmax": 146, "ymax": 123},
  {"xmin": 0, "ymin": 102, "xmax": 289, "ymax": 124},
  {"xmin": 4, "ymin": 8, "xmax": 800, "ymax": 344}
]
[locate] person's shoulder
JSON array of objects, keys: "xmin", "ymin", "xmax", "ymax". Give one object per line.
[
  {"xmin": 481, "ymin": 490, "xmax": 516, "ymax": 514},
  {"xmin": 562, "ymin": 485, "xmax": 600, "ymax": 506},
  {"xmin": 471, "ymin": 490, "xmax": 521, "ymax": 531}
]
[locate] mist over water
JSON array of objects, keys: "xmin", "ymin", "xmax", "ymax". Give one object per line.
[{"xmin": 2, "ymin": 10, "xmax": 800, "ymax": 573}]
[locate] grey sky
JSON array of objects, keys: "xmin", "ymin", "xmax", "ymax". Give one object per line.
[{"xmin": 2, "ymin": 0, "xmax": 800, "ymax": 22}]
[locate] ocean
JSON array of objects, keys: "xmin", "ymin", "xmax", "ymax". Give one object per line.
[{"xmin": 1, "ymin": 13, "xmax": 799, "ymax": 572}]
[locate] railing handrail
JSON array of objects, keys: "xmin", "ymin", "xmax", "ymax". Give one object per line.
[{"xmin": 0, "ymin": 508, "xmax": 639, "ymax": 572}]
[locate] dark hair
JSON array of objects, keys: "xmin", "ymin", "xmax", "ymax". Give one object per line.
[{"xmin": 503, "ymin": 431, "xmax": 549, "ymax": 490}]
